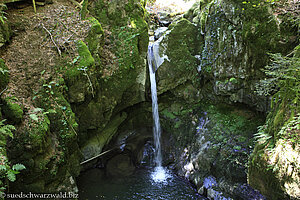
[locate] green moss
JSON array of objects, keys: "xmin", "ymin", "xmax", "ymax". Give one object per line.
[
  {"xmin": 241, "ymin": 3, "xmax": 297, "ymax": 68},
  {"xmin": 86, "ymin": 17, "xmax": 104, "ymax": 58},
  {"xmin": 80, "ymin": 0, "xmax": 89, "ymax": 20},
  {"xmin": 0, "ymin": 58, "xmax": 9, "ymax": 91},
  {"xmin": 65, "ymin": 40, "xmax": 95, "ymax": 83},
  {"xmin": 89, "ymin": 0, "xmax": 148, "ymax": 53},
  {"xmin": 2, "ymin": 97, "xmax": 23, "ymax": 124},
  {"xmin": 162, "ymin": 109, "xmax": 176, "ymax": 119},
  {"xmin": 77, "ymin": 40, "xmax": 95, "ymax": 68}
]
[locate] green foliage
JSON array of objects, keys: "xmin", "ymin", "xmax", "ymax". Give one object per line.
[
  {"xmin": 80, "ymin": 0, "xmax": 89, "ymax": 20},
  {"xmin": 256, "ymin": 53, "xmax": 300, "ymax": 99},
  {"xmin": 0, "ymin": 4, "xmax": 7, "ymax": 24},
  {"xmin": 0, "ymin": 120, "xmax": 25, "ymax": 197},
  {"xmin": 34, "ymin": 79, "xmax": 78, "ymax": 143},
  {"xmin": 0, "ymin": 120, "xmax": 15, "ymax": 146},
  {"xmin": 0, "ymin": 59, "xmax": 9, "ymax": 91},
  {"xmin": 2, "ymin": 98, "xmax": 23, "ymax": 124},
  {"xmin": 254, "ymin": 124, "xmax": 272, "ymax": 144},
  {"xmin": 111, "ymin": 25, "xmax": 140, "ymax": 70},
  {"xmin": 278, "ymin": 113, "xmax": 300, "ymax": 144},
  {"xmin": 255, "ymin": 46, "xmax": 299, "ymax": 145}
]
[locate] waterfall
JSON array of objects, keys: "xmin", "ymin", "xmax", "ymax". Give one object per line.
[
  {"xmin": 148, "ymin": 43, "xmax": 162, "ymax": 167},
  {"xmin": 148, "ymin": 43, "xmax": 170, "ymax": 182}
]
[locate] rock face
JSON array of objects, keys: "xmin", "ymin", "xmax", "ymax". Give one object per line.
[
  {"xmin": 159, "ymin": 98, "xmax": 265, "ymax": 199},
  {"xmin": 154, "ymin": 18, "xmax": 200, "ymax": 95},
  {"xmin": 151, "ymin": 0, "xmax": 298, "ymax": 199},
  {"xmin": 66, "ymin": 0, "xmax": 149, "ymax": 161},
  {"xmin": 158, "ymin": 0, "xmax": 297, "ymax": 112},
  {"xmin": 2, "ymin": 0, "xmax": 149, "ymax": 194}
]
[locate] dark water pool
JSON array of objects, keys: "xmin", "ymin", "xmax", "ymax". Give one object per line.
[{"xmin": 78, "ymin": 167, "xmax": 205, "ymax": 200}]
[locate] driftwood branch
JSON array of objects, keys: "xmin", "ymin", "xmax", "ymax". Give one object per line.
[
  {"xmin": 41, "ymin": 23, "xmax": 61, "ymax": 56},
  {"xmin": 80, "ymin": 149, "xmax": 114, "ymax": 165}
]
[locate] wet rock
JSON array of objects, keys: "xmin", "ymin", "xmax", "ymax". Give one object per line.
[
  {"xmin": 154, "ymin": 27, "xmax": 168, "ymax": 40},
  {"xmin": 106, "ymin": 154, "xmax": 135, "ymax": 177},
  {"xmin": 161, "ymin": 101, "xmax": 265, "ymax": 199}
]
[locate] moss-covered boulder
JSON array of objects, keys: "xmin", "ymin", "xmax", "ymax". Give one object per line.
[
  {"xmin": 66, "ymin": 0, "xmax": 149, "ymax": 154},
  {"xmin": 154, "ymin": 18, "xmax": 201, "ymax": 95},
  {"xmin": 249, "ymin": 140, "xmax": 300, "ymax": 200},
  {"xmin": 8, "ymin": 79, "xmax": 81, "ymax": 193},
  {"xmin": 185, "ymin": 0, "xmax": 298, "ymax": 111},
  {"xmin": 66, "ymin": 40, "xmax": 96, "ymax": 103},
  {"xmin": 81, "ymin": 112, "xmax": 127, "ymax": 160},
  {"xmin": 85, "ymin": 17, "xmax": 104, "ymax": 65},
  {"xmin": 2, "ymin": 97, "xmax": 23, "ymax": 124},
  {"xmin": 0, "ymin": 58, "xmax": 9, "ymax": 91},
  {"xmin": 158, "ymin": 94, "xmax": 265, "ymax": 199}
]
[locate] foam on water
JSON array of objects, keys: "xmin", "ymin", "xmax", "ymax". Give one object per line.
[{"xmin": 151, "ymin": 166, "xmax": 170, "ymax": 183}]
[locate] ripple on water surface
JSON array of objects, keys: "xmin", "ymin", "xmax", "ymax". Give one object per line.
[{"xmin": 78, "ymin": 167, "xmax": 205, "ymax": 200}]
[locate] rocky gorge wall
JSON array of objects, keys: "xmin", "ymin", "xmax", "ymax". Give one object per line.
[
  {"xmin": 151, "ymin": 0, "xmax": 298, "ymax": 199},
  {"xmin": 0, "ymin": 0, "xmax": 298, "ymax": 199},
  {"xmin": 0, "ymin": 0, "xmax": 149, "ymax": 194}
]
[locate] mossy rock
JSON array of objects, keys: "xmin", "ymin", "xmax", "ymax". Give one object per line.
[
  {"xmin": 86, "ymin": 17, "xmax": 104, "ymax": 58},
  {"xmin": 248, "ymin": 143, "xmax": 289, "ymax": 200},
  {"xmin": 77, "ymin": 40, "xmax": 95, "ymax": 68},
  {"xmin": 65, "ymin": 40, "xmax": 95, "ymax": 80},
  {"xmin": 2, "ymin": 97, "xmax": 23, "ymax": 124},
  {"xmin": 65, "ymin": 40, "xmax": 96, "ymax": 102},
  {"xmin": 0, "ymin": 58, "xmax": 9, "ymax": 91},
  {"xmin": 80, "ymin": 112, "xmax": 127, "ymax": 160},
  {"xmin": 89, "ymin": 0, "xmax": 148, "ymax": 53},
  {"xmin": 156, "ymin": 18, "xmax": 201, "ymax": 94}
]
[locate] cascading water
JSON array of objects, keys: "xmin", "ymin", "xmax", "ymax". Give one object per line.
[
  {"xmin": 148, "ymin": 43, "xmax": 169, "ymax": 182},
  {"xmin": 148, "ymin": 43, "xmax": 162, "ymax": 167}
]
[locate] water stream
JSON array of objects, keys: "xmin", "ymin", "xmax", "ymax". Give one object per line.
[
  {"xmin": 147, "ymin": 42, "xmax": 172, "ymax": 183},
  {"xmin": 148, "ymin": 43, "xmax": 162, "ymax": 168}
]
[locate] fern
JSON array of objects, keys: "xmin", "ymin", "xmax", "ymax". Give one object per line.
[
  {"xmin": 0, "ymin": 4, "xmax": 7, "ymax": 24},
  {"xmin": 12, "ymin": 164, "xmax": 26, "ymax": 171},
  {"xmin": 6, "ymin": 170, "xmax": 16, "ymax": 182},
  {"xmin": 0, "ymin": 165, "xmax": 6, "ymax": 171},
  {"xmin": 0, "ymin": 120, "xmax": 15, "ymax": 146}
]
